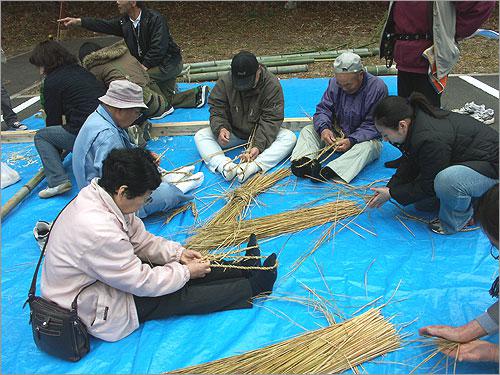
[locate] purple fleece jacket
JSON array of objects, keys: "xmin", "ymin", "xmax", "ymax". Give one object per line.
[{"xmin": 313, "ymin": 72, "xmax": 388, "ymax": 144}]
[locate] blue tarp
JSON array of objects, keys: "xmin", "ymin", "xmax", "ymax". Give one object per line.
[{"xmin": 1, "ymin": 77, "xmax": 498, "ymax": 374}]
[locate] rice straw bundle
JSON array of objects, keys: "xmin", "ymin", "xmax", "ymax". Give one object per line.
[
  {"xmin": 205, "ymin": 168, "xmax": 291, "ymax": 227},
  {"xmin": 169, "ymin": 308, "xmax": 401, "ymax": 374},
  {"xmin": 185, "ymin": 200, "xmax": 362, "ymax": 254}
]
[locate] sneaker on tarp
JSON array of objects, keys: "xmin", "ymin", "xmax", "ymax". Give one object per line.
[
  {"xmin": 429, "ymin": 218, "xmax": 479, "ymax": 235},
  {"xmin": 452, "ymin": 102, "xmax": 485, "ymax": 115},
  {"xmin": 150, "ymin": 106, "xmax": 174, "ymax": 120},
  {"xmin": 195, "ymin": 85, "xmax": 210, "ymax": 108},
  {"xmin": 5, "ymin": 121, "xmax": 28, "ymax": 131},
  {"xmin": 471, "ymin": 108, "xmax": 495, "ymax": 125},
  {"xmin": 38, "ymin": 181, "xmax": 72, "ymax": 199},
  {"xmin": 33, "ymin": 220, "xmax": 52, "ymax": 251}
]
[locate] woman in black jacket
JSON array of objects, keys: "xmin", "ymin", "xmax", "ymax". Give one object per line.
[
  {"xmin": 368, "ymin": 92, "xmax": 498, "ymax": 234},
  {"xmin": 29, "ymin": 40, "xmax": 105, "ymax": 198}
]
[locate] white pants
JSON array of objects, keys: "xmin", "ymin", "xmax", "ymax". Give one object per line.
[
  {"xmin": 194, "ymin": 127, "xmax": 297, "ymax": 172},
  {"xmin": 291, "ymin": 125, "xmax": 382, "ymax": 183}
]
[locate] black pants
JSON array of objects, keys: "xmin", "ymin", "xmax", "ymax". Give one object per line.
[
  {"xmin": 133, "ymin": 266, "xmax": 253, "ymax": 323},
  {"xmin": 397, "ymin": 70, "xmax": 441, "ymax": 108}
]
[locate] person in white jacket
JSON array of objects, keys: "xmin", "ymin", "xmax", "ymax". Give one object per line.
[{"xmin": 41, "ymin": 147, "xmax": 277, "ymax": 342}]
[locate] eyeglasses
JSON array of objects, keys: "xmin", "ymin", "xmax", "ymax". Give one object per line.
[{"xmin": 144, "ymin": 196, "xmax": 153, "ymax": 205}]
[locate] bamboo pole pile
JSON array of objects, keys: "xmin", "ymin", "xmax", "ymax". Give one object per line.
[
  {"xmin": 205, "ymin": 168, "xmax": 291, "ymax": 227},
  {"xmin": 169, "ymin": 307, "xmax": 401, "ymax": 374},
  {"xmin": 185, "ymin": 199, "xmax": 362, "ymax": 254}
]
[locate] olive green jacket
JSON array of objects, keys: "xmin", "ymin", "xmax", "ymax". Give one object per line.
[{"xmin": 208, "ymin": 66, "xmax": 285, "ymax": 152}]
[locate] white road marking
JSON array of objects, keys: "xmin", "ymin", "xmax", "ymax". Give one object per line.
[
  {"xmin": 458, "ymin": 75, "xmax": 499, "ymax": 99},
  {"xmin": 1, "ymin": 96, "xmax": 40, "ymax": 122}
]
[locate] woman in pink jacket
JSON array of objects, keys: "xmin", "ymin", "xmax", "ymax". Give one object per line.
[{"xmin": 41, "ymin": 148, "xmax": 277, "ymax": 342}]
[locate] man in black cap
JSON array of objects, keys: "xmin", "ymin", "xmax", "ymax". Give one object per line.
[{"xmin": 194, "ymin": 51, "xmax": 296, "ymax": 183}]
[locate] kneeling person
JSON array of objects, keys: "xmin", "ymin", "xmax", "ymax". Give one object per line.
[
  {"xmin": 194, "ymin": 51, "xmax": 296, "ymax": 183},
  {"xmin": 41, "ymin": 148, "xmax": 278, "ymax": 342},
  {"xmin": 291, "ymin": 52, "xmax": 388, "ymax": 183}
]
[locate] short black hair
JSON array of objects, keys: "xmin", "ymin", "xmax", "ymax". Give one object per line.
[
  {"xmin": 29, "ymin": 40, "xmax": 78, "ymax": 75},
  {"xmin": 79, "ymin": 41, "xmax": 103, "ymax": 63},
  {"xmin": 98, "ymin": 148, "xmax": 161, "ymax": 199},
  {"xmin": 474, "ymin": 183, "xmax": 499, "ymax": 242}
]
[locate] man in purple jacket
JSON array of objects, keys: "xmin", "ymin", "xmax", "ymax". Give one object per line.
[{"xmin": 291, "ymin": 52, "xmax": 388, "ymax": 183}]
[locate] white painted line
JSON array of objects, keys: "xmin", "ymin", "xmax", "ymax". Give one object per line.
[
  {"xmin": 458, "ymin": 75, "xmax": 499, "ymax": 99},
  {"xmin": 0, "ymin": 96, "xmax": 40, "ymax": 123}
]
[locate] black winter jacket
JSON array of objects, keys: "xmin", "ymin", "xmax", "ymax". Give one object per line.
[
  {"xmin": 81, "ymin": 7, "xmax": 181, "ymax": 72},
  {"xmin": 43, "ymin": 64, "xmax": 105, "ymax": 135},
  {"xmin": 388, "ymin": 109, "xmax": 499, "ymax": 205}
]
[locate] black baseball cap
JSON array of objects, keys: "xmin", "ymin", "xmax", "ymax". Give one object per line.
[{"xmin": 231, "ymin": 51, "xmax": 259, "ymax": 91}]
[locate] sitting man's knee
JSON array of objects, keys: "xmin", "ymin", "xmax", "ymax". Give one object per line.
[{"xmin": 194, "ymin": 127, "xmax": 212, "ymax": 142}]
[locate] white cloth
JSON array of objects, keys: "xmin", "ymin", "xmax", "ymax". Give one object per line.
[
  {"xmin": 194, "ymin": 127, "xmax": 296, "ymax": 172},
  {"xmin": 41, "ymin": 178, "xmax": 190, "ymax": 342},
  {"xmin": 1, "ymin": 162, "xmax": 20, "ymax": 188},
  {"xmin": 291, "ymin": 125, "xmax": 382, "ymax": 183}
]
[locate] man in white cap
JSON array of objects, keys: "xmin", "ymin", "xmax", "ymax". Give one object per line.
[
  {"xmin": 290, "ymin": 52, "xmax": 388, "ymax": 183},
  {"xmin": 72, "ymin": 79, "xmax": 203, "ymax": 218},
  {"xmin": 194, "ymin": 51, "xmax": 296, "ymax": 183}
]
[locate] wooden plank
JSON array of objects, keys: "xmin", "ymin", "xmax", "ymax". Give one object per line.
[{"xmin": 1, "ymin": 117, "xmax": 313, "ymax": 143}]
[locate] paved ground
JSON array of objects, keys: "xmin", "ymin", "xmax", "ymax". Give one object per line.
[{"xmin": 1, "ymin": 35, "xmax": 498, "ymax": 131}]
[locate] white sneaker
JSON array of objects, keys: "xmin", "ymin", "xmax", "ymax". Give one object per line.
[
  {"xmin": 150, "ymin": 106, "xmax": 174, "ymax": 120},
  {"xmin": 217, "ymin": 158, "xmax": 238, "ymax": 181},
  {"xmin": 471, "ymin": 108, "xmax": 495, "ymax": 125},
  {"xmin": 33, "ymin": 220, "xmax": 52, "ymax": 251},
  {"xmin": 236, "ymin": 162, "xmax": 261, "ymax": 183},
  {"xmin": 453, "ymin": 101, "xmax": 485, "ymax": 114},
  {"xmin": 175, "ymin": 172, "xmax": 204, "ymax": 193},
  {"xmin": 162, "ymin": 165, "xmax": 196, "ymax": 184},
  {"xmin": 38, "ymin": 181, "xmax": 72, "ymax": 199}
]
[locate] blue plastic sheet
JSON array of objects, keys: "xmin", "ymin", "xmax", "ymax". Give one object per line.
[{"xmin": 1, "ymin": 77, "xmax": 498, "ymax": 374}]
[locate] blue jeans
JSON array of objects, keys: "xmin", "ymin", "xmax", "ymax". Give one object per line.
[
  {"xmin": 137, "ymin": 182, "xmax": 193, "ymax": 218},
  {"xmin": 434, "ymin": 165, "xmax": 498, "ymax": 233},
  {"xmin": 34, "ymin": 126, "xmax": 76, "ymax": 187}
]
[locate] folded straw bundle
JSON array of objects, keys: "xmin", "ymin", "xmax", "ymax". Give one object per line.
[
  {"xmin": 185, "ymin": 199, "xmax": 362, "ymax": 254},
  {"xmin": 169, "ymin": 308, "xmax": 401, "ymax": 374},
  {"xmin": 206, "ymin": 168, "xmax": 291, "ymax": 227}
]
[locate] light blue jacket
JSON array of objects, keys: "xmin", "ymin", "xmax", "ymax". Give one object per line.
[{"xmin": 72, "ymin": 105, "xmax": 191, "ymax": 218}]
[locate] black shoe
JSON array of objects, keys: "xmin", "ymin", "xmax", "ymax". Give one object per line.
[
  {"xmin": 384, "ymin": 156, "xmax": 403, "ymax": 169},
  {"xmin": 307, "ymin": 159, "xmax": 322, "ymax": 182},
  {"xmin": 249, "ymin": 253, "xmax": 278, "ymax": 296},
  {"xmin": 318, "ymin": 166, "xmax": 341, "ymax": 182},
  {"xmin": 240, "ymin": 233, "xmax": 261, "ymax": 277},
  {"xmin": 195, "ymin": 85, "xmax": 210, "ymax": 108},
  {"xmin": 291, "ymin": 157, "xmax": 312, "ymax": 178}
]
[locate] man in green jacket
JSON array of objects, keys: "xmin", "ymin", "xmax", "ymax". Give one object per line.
[{"xmin": 194, "ymin": 51, "xmax": 296, "ymax": 183}]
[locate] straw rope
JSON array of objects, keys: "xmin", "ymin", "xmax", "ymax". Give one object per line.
[{"xmin": 169, "ymin": 307, "xmax": 401, "ymax": 374}]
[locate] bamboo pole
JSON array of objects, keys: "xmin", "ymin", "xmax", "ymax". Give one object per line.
[
  {"xmin": 180, "ymin": 64, "xmax": 308, "ymax": 82},
  {"xmin": 1, "ymin": 168, "xmax": 45, "ymax": 220},
  {"xmin": 182, "ymin": 48, "xmax": 380, "ymax": 69},
  {"xmin": 184, "ymin": 57, "xmax": 315, "ymax": 74}
]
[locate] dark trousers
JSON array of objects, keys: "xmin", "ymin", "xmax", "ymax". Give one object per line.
[
  {"xmin": 147, "ymin": 60, "xmax": 198, "ymax": 109},
  {"xmin": 133, "ymin": 266, "xmax": 253, "ymax": 323},
  {"xmin": 1, "ymin": 83, "xmax": 18, "ymax": 129},
  {"xmin": 397, "ymin": 70, "xmax": 441, "ymax": 108}
]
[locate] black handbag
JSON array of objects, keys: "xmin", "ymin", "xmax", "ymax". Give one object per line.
[{"xmin": 23, "ymin": 199, "xmax": 92, "ymax": 362}]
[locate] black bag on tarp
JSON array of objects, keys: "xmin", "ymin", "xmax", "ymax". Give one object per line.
[{"xmin": 24, "ymin": 198, "xmax": 91, "ymax": 362}]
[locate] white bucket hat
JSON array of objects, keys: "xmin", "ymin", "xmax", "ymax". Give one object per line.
[{"xmin": 99, "ymin": 80, "xmax": 148, "ymax": 109}]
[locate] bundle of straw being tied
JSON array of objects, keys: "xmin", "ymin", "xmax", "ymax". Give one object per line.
[
  {"xmin": 206, "ymin": 168, "xmax": 291, "ymax": 227},
  {"xmin": 185, "ymin": 199, "xmax": 362, "ymax": 254},
  {"xmin": 169, "ymin": 308, "xmax": 401, "ymax": 374}
]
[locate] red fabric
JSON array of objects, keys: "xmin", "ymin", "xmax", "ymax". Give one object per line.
[
  {"xmin": 392, "ymin": 1, "xmax": 496, "ymax": 74},
  {"xmin": 393, "ymin": 1, "xmax": 432, "ymax": 74}
]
